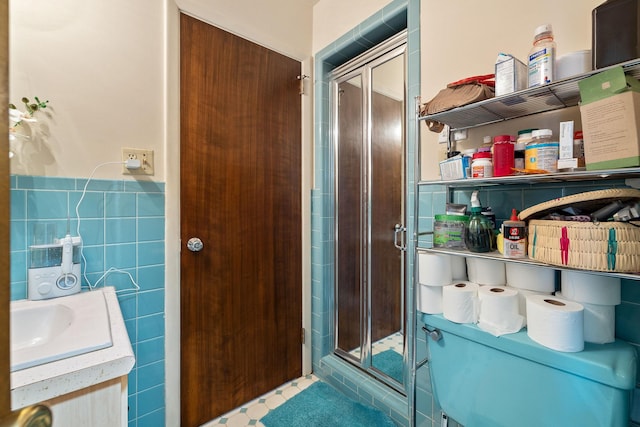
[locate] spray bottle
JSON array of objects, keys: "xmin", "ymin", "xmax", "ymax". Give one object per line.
[
  {"xmin": 502, "ymin": 208, "xmax": 527, "ymax": 258},
  {"xmin": 465, "ymin": 191, "xmax": 495, "ymax": 253}
]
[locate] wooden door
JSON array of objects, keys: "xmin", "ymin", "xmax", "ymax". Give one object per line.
[{"xmin": 180, "ymin": 14, "xmax": 302, "ymax": 427}]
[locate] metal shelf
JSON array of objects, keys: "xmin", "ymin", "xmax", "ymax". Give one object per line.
[
  {"xmin": 418, "ymin": 58, "xmax": 640, "ymax": 130},
  {"xmin": 418, "ymin": 167, "xmax": 640, "ymax": 188},
  {"xmin": 417, "ymin": 247, "xmax": 640, "ymax": 281}
]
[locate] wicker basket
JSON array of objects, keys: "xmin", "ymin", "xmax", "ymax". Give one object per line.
[
  {"xmin": 528, "ymin": 219, "xmax": 640, "ymax": 272},
  {"xmin": 521, "ymin": 188, "xmax": 640, "ymax": 273}
]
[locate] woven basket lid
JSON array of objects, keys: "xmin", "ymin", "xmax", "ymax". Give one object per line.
[{"xmin": 518, "ymin": 188, "xmax": 640, "ymax": 221}]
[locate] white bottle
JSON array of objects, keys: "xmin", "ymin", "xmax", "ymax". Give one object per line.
[{"xmin": 528, "ymin": 24, "xmax": 556, "ymax": 88}]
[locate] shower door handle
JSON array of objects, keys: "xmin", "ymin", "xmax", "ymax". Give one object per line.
[{"xmin": 394, "ymin": 224, "xmax": 406, "ymax": 251}]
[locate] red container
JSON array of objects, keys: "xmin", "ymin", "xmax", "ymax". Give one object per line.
[{"xmin": 493, "ymin": 135, "xmax": 515, "ymax": 177}]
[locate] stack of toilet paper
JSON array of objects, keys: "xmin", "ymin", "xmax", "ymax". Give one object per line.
[
  {"xmin": 464, "ymin": 258, "xmax": 525, "ymax": 335},
  {"xmin": 526, "ymin": 294, "xmax": 585, "ymax": 352},
  {"xmin": 504, "ymin": 263, "xmax": 555, "ymax": 325},
  {"xmin": 557, "ymin": 270, "xmax": 620, "ymax": 344},
  {"xmin": 525, "ymin": 270, "xmax": 620, "ymax": 352},
  {"xmin": 417, "ymin": 253, "xmax": 467, "ymax": 314}
]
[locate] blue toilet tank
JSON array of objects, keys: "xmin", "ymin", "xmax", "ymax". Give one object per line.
[{"xmin": 423, "ymin": 314, "xmax": 637, "ymax": 427}]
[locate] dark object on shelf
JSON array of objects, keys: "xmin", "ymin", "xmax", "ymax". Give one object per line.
[
  {"xmin": 420, "ymin": 74, "xmax": 495, "ymax": 132},
  {"xmin": 593, "ymin": 0, "xmax": 640, "ymax": 69}
]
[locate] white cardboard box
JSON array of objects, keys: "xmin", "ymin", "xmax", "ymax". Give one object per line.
[{"xmin": 495, "ymin": 55, "xmax": 527, "ymax": 97}]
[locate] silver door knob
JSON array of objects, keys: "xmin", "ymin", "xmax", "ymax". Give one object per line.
[{"xmin": 187, "ymin": 237, "xmax": 204, "ymax": 252}]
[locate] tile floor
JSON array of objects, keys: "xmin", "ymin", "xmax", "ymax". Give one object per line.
[
  {"xmin": 201, "ymin": 332, "xmax": 404, "ymax": 427},
  {"xmin": 201, "ymin": 374, "xmax": 319, "ymax": 427}
]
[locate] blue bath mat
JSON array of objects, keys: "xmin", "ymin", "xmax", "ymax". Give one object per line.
[
  {"xmin": 372, "ymin": 349, "xmax": 403, "ymax": 383},
  {"xmin": 260, "ymin": 381, "xmax": 397, "ymax": 427}
]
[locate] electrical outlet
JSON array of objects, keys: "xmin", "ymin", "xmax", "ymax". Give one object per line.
[
  {"xmin": 453, "ymin": 129, "xmax": 468, "ymax": 141},
  {"xmin": 122, "ymin": 148, "xmax": 154, "ymax": 175}
]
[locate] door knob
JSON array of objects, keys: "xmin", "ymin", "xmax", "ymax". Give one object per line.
[
  {"xmin": 0, "ymin": 405, "xmax": 52, "ymax": 427},
  {"xmin": 186, "ymin": 237, "xmax": 204, "ymax": 252}
]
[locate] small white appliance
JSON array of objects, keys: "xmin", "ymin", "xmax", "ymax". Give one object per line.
[{"xmin": 28, "ymin": 234, "xmax": 83, "ymax": 300}]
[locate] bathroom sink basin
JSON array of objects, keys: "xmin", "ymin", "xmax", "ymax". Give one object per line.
[{"xmin": 10, "ymin": 290, "xmax": 113, "ymax": 372}]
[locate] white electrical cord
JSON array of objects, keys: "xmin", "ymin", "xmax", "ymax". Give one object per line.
[{"xmin": 75, "ymin": 161, "xmax": 141, "ymax": 294}]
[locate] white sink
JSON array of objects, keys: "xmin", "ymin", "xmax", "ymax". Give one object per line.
[
  {"xmin": 10, "ymin": 290, "xmax": 113, "ymax": 372},
  {"xmin": 11, "ymin": 287, "xmax": 135, "ymax": 411}
]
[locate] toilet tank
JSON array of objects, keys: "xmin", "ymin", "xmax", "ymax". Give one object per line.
[{"xmin": 423, "ymin": 314, "xmax": 637, "ymax": 427}]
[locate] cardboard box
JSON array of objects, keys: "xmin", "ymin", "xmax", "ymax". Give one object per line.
[
  {"xmin": 559, "ymin": 121, "xmax": 574, "ymax": 159},
  {"xmin": 579, "ymin": 91, "xmax": 640, "ymax": 170},
  {"xmin": 495, "ymin": 54, "xmax": 527, "ymax": 97},
  {"xmin": 578, "ymin": 66, "xmax": 640, "ymax": 105},
  {"xmin": 578, "ymin": 67, "xmax": 640, "ymax": 170},
  {"xmin": 439, "ymin": 155, "xmax": 469, "ymax": 180}
]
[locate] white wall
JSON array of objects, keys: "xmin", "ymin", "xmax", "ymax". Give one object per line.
[
  {"xmin": 420, "ymin": 0, "xmax": 603, "ymax": 179},
  {"xmin": 177, "ymin": 0, "xmax": 313, "ymax": 61},
  {"xmin": 9, "ymin": 0, "xmax": 165, "ymax": 180},
  {"xmin": 312, "ymin": 0, "xmax": 392, "ymax": 53}
]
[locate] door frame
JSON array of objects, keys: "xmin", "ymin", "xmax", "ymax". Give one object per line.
[{"xmin": 164, "ymin": 4, "xmax": 313, "ymax": 425}]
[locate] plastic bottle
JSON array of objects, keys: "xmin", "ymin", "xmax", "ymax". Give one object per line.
[
  {"xmin": 525, "ymin": 129, "xmax": 559, "ymax": 173},
  {"xmin": 465, "ymin": 191, "xmax": 495, "ymax": 253},
  {"xmin": 481, "ymin": 135, "xmax": 493, "ymax": 150},
  {"xmin": 515, "ymin": 129, "xmax": 537, "ymax": 170},
  {"xmin": 471, "ymin": 152, "xmax": 493, "ymax": 178},
  {"xmin": 502, "ymin": 208, "xmax": 527, "ymax": 258},
  {"xmin": 462, "ymin": 148, "xmax": 477, "ymax": 178},
  {"xmin": 528, "ymin": 24, "xmax": 556, "ymax": 88},
  {"xmin": 492, "ymin": 134, "xmax": 514, "ymax": 177}
]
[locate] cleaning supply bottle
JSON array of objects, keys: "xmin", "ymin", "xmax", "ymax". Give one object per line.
[
  {"xmin": 528, "ymin": 24, "xmax": 556, "ymax": 87},
  {"xmin": 465, "ymin": 191, "xmax": 495, "ymax": 253},
  {"xmin": 502, "ymin": 208, "xmax": 527, "ymax": 258}
]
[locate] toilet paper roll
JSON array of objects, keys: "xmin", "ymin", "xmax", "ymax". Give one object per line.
[
  {"xmin": 418, "ymin": 284, "xmax": 443, "ymax": 314},
  {"xmin": 418, "ymin": 253, "xmax": 453, "ymax": 286},
  {"xmin": 505, "ymin": 286, "xmax": 552, "ymax": 326},
  {"xmin": 466, "ymin": 257, "xmax": 506, "ymax": 286},
  {"xmin": 526, "ymin": 294, "xmax": 584, "ymax": 352},
  {"xmin": 506, "ymin": 263, "xmax": 556, "ymax": 293},
  {"xmin": 450, "ymin": 256, "xmax": 467, "ymax": 281},
  {"xmin": 477, "ymin": 286, "xmax": 524, "ymax": 336},
  {"xmin": 556, "ymin": 292, "xmax": 615, "ymax": 344},
  {"xmin": 560, "ymin": 270, "xmax": 621, "ymax": 305},
  {"xmin": 442, "ymin": 281, "xmax": 479, "ymax": 324}
]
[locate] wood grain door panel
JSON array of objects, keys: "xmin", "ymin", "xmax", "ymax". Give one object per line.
[{"xmin": 180, "ymin": 14, "xmax": 302, "ymax": 426}]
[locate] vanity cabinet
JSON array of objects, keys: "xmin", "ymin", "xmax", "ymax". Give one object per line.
[
  {"xmin": 416, "ymin": 58, "xmax": 640, "ymax": 281},
  {"xmin": 41, "ymin": 377, "xmax": 128, "ymax": 427}
]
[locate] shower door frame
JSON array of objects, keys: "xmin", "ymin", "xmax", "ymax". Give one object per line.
[{"xmin": 331, "ymin": 31, "xmax": 407, "ymax": 392}]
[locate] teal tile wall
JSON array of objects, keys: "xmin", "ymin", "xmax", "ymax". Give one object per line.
[
  {"xmin": 311, "ymin": 0, "xmax": 419, "ymax": 425},
  {"xmin": 415, "ymin": 180, "xmax": 640, "ymax": 427},
  {"xmin": 9, "ymin": 175, "xmax": 165, "ymax": 427}
]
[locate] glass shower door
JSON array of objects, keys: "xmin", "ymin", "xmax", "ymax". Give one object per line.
[{"xmin": 333, "ymin": 36, "xmax": 406, "ymax": 390}]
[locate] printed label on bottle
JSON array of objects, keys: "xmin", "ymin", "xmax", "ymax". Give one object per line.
[
  {"xmin": 528, "ymin": 47, "xmax": 554, "ymax": 87},
  {"xmin": 503, "ymin": 225, "xmax": 526, "ymax": 258}
]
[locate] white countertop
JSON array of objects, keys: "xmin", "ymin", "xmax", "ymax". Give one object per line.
[{"xmin": 11, "ymin": 287, "xmax": 135, "ymax": 409}]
